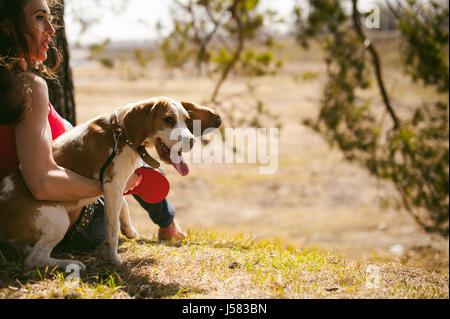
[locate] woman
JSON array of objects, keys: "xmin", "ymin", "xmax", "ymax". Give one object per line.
[{"xmin": 0, "ymin": 0, "xmax": 186, "ymax": 252}]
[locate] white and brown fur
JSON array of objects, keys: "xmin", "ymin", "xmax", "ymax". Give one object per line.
[{"xmin": 0, "ymin": 97, "xmax": 221, "ymax": 269}]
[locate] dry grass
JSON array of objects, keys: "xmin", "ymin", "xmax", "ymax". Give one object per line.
[{"xmin": 0, "ymin": 231, "xmax": 447, "ymax": 299}]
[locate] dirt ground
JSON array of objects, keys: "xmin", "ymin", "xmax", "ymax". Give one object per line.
[{"xmin": 72, "ymin": 52, "xmax": 449, "ymax": 273}]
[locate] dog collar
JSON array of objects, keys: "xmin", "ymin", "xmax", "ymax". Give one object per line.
[{"xmin": 99, "ymin": 113, "xmax": 160, "ymax": 183}]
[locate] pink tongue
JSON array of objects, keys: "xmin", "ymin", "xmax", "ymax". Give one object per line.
[{"xmin": 172, "ymin": 156, "xmax": 189, "ymax": 176}]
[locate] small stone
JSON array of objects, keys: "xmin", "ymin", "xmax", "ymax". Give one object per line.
[{"xmin": 390, "ymin": 244, "xmax": 404, "ymax": 256}]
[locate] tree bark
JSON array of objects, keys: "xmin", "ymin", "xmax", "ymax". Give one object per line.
[{"xmin": 45, "ymin": 0, "xmax": 77, "ymax": 126}]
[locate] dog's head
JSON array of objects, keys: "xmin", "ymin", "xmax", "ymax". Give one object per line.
[{"xmin": 121, "ymin": 97, "xmax": 221, "ymax": 176}]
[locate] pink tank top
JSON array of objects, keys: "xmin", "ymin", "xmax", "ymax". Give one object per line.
[{"xmin": 0, "ymin": 103, "xmax": 66, "ymax": 180}]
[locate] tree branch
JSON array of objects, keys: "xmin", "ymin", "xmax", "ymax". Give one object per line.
[
  {"xmin": 384, "ymin": 0, "xmax": 402, "ymax": 20},
  {"xmin": 196, "ymin": 3, "xmax": 228, "ymax": 73},
  {"xmin": 352, "ymin": 0, "xmax": 400, "ymax": 129},
  {"xmin": 211, "ymin": 0, "xmax": 245, "ymax": 103}
]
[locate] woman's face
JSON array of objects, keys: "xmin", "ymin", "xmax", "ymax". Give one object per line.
[{"xmin": 22, "ymin": 0, "xmax": 55, "ymax": 61}]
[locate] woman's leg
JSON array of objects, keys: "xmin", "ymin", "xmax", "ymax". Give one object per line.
[
  {"xmin": 54, "ymin": 198, "xmax": 107, "ymax": 253},
  {"xmin": 131, "ymin": 166, "xmax": 186, "ymax": 241},
  {"xmin": 132, "ymin": 194, "xmax": 186, "ymax": 241},
  {"xmin": 55, "ymin": 193, "xmax": 186, "ymax": 255},
  {"xmin": 132, "ymin": 195, "xmax": 174, "ymax": 228}
]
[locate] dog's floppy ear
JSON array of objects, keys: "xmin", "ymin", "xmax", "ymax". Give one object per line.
[
  {"xmin": 181, "ymin": 101, "xmax": 221, "ymax": 137},
  {"xmin": 122, "ymin": 101, "xmax": 156, "ymax": 147}
]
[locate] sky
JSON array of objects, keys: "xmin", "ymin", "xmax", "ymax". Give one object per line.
[{"xmin": 64, "ymin": 0, "xmax": 386, "ymax": 45}]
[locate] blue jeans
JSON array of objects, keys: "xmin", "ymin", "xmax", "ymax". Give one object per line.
[
  {"xmin": 132, "ymin": 194, "xmax": 175, "ymax": 228},
  {"xmin": 55, "ymin": 195, "xmax": 175, "ymax": 252}
]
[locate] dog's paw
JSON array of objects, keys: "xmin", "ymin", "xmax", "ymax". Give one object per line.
[
  {"xmin": 111, "ymin": 253, "xmax": 122, "ymax": 265},
  {"xmin": 105, "ymin": 251, "xmax": 122, "ymax": 265},
  {"xmin": 121, "ymin": 225, "xmax": 139, "ymax": 240},
  {"xmin": 101, "ymin": 244, "xmax": 123, "ymax": 265}
]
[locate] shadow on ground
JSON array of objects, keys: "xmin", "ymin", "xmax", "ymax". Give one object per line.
[{"xmin": 0, "ymin": 240, "xmax": 203, "ymax": 299}]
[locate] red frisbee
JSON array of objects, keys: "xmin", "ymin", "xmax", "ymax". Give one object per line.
[{"xmin": 123, "ymin": 167, "xmax": 170, "ymax": 203}]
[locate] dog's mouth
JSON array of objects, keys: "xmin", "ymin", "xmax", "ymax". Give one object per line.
[{"xmin": 155, "ymin": 138, "xmax": 189, "ymax": 176}]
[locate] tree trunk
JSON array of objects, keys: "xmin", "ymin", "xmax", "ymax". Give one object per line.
[{"xmin": 45, "ymin": 0, "xmax": 77, "ymax": 126}]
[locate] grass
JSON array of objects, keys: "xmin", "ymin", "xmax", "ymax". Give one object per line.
[{"xmin": 0, "ymin": 230, "xmax": 448, "ymax": 299}]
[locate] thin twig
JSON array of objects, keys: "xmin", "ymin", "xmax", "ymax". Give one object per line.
[
  {"xmin": 211, "ymin": 0, "xmax": 245, "ymax": 103},
  {"xmin": 196, "ymin": 4, "xmax": 228, "ymax": 73},
  {"xmin": 352, "ymin": 0, "xmax": 400, "ymax": 130},
  {"xmin": 384, "ymin": 0, "xmax": 402, "ymax": 20}
]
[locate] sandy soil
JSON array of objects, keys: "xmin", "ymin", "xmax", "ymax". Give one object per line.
[{"xmin": 72, "ymin": 58, "xmax": 449, "ymax": 272}]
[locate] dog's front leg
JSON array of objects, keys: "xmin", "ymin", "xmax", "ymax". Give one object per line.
[
  {"xmin": 103, "ymin": 183, "xmax": 125, "ymax": 264},
  {"xmin": 120, "ymin": 196, "xmax": 139, "ymax": 239}
]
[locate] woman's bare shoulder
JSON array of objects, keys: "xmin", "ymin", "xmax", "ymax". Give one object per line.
[
  {"xmin": 23, "ymin": 72, "xmax": 48, "ymax": 92},
  {"xmin": 7, "ymin": 72, "xmax": 48, "ymax": 102},
  {"xmin": 22, "ymin": 73, "xmax": 49, "ymax": 110},
  {"xmin": 7, "ymin": 73, "xmax": 50, "ymax": 122}
]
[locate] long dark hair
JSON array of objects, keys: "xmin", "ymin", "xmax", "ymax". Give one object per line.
[{"xmin": 0, "ymin": 0, "xmax": 61, "ymax": 126}]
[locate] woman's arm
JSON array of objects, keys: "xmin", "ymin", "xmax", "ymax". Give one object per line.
[{"xmin": 15, "ymin": 74, "xmax": 103, "ymax": 201}]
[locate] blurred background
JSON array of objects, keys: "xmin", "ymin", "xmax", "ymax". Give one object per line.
[{"xmin": 47, "ymin": 0, "xmax": 449, "ymax": 271}]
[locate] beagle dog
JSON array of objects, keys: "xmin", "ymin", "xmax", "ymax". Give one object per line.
[{"xmin": 0, "ymin": 97, "xmax": 221, "ymax": 269}]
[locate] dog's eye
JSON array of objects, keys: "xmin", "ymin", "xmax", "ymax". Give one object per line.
[{"xmin": 164, "ymin": 117, "xmax": 176, "ymax": 126}]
